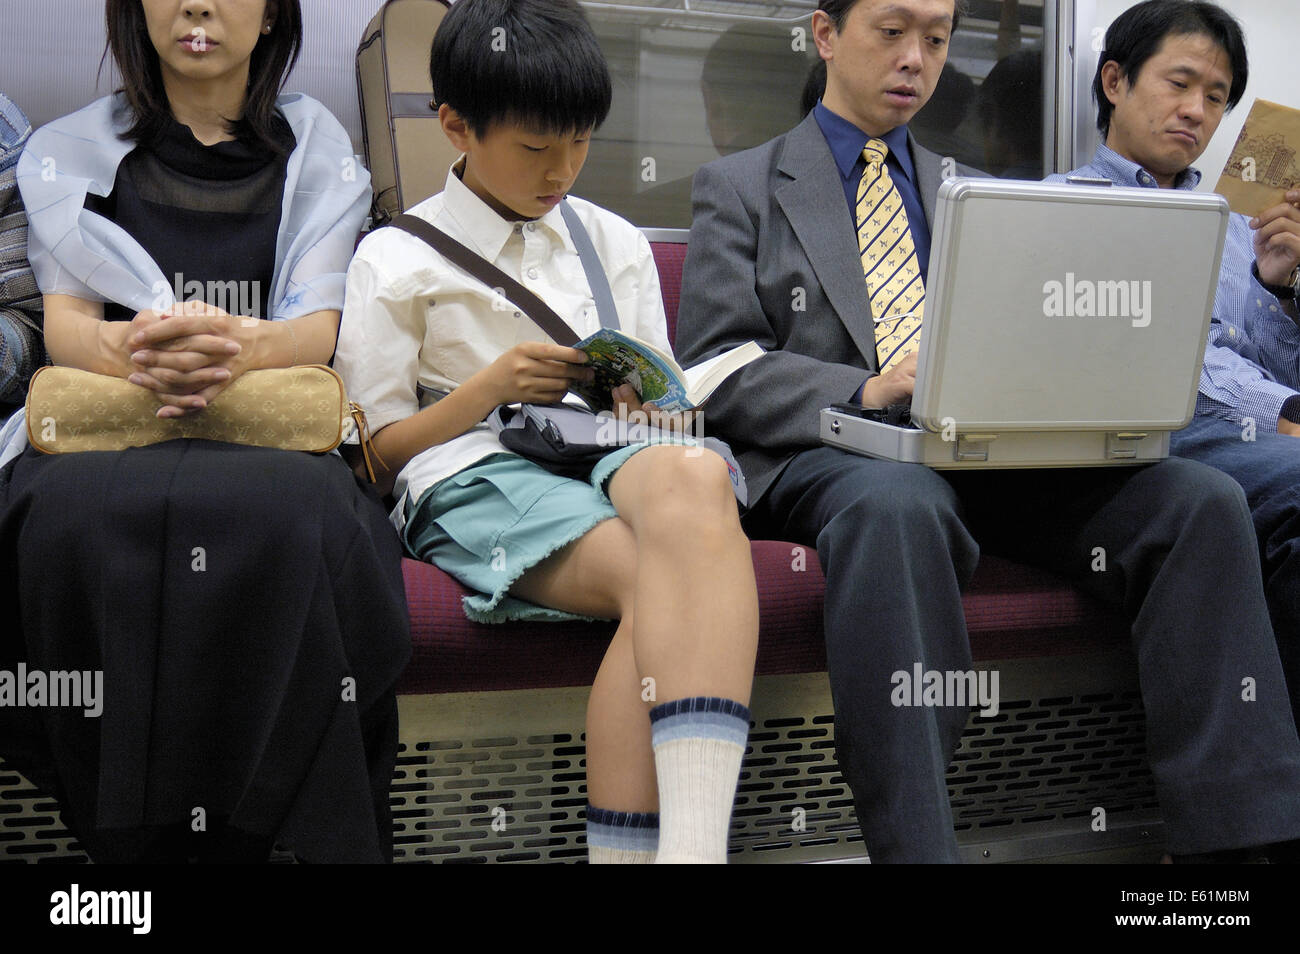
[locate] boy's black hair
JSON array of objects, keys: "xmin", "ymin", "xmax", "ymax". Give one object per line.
[
  {"xmin": 818, "ymin": 0, "xmax": 968, "ymax": 34},
  {"xmin": 104, "ymin": 0, "xmax": 302, "ymax": 155},
  {"xmin": 430, "ymin": 0, "xmax": 612, "ymax": 137},
  {"xmin": 1093, "ymin": 0, "xmax": 1247, "ymax": 137}
]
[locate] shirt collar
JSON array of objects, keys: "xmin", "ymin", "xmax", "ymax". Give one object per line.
[
  {"xmin": 440, "ymin": 157, "xmax": 575, "ymax": 261},
  {"xmin": 813, "ymin": 100, "xmax": 916, "ymax": 185},
  {"xmin": 1087, "ymin": 142, "xmax": 1202, "ymax": 191}
]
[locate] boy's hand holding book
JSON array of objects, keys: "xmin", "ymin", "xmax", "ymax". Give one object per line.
[
  {"xmin": 569, "ymin": 328, "xmax": 764, "ymax": 415},
  {"xmin": 609, "ymin": 382, "xmax": 700, "ymax": 434},
  {"xmin": 470, "ymin": 341, "xmax": 595, "ymax": 409}
]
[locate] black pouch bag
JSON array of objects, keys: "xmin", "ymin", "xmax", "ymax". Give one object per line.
[{"xmin": 488, "ymin": 403, "xmax": 748, "ymax": 505}]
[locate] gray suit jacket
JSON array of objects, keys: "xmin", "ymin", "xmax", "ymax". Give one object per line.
[{"xmin": 676, "ymin": 111, "xmax": 981, "ymax": 505}]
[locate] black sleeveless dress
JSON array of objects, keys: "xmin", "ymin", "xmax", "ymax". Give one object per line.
[{"xmin": 0, "ymin": 116, "xmax": 411, "ymax": 863}]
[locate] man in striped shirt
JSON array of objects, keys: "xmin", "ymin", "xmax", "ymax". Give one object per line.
[
  {"xmin": 0, "ymin": 93, "xmax": 43, "ymax": 410},
  {"xmin": 1058, "ymin": 0, "xmax": 1300, "ymax": 732}
]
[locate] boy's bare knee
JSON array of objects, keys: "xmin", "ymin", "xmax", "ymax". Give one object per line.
[
  {"xmin": 632, "ymin": 446, "xmax": 740, "ymax": 538},
  {"xmin": 638, "ymin": 443, "xmax": 731, "ymax": 494}
]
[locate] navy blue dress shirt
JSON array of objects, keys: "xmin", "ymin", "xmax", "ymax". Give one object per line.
[{"xmin": 813, "ymin": 101, "xmax": 931, "ymax": 277}]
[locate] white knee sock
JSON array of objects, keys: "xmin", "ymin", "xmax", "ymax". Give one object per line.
[{"xmin": 649, "ymin": 697, "xmax": 751, "ymax": 864}]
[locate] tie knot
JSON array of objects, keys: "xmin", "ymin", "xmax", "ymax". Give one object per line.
[{"xmin": 863, "ymin": 139, "xmax": 889, "ymax": 166}]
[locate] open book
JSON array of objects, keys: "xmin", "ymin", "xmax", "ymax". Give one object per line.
[
  {"xmin": 569, "ymin": 328, "xmax": 764, "ymax": 414},
  {"xmin": 1214, "ymin": 98, "xmax": 1300, "ymax": 216}
]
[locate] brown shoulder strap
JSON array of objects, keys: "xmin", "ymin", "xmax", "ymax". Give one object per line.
[{"xmin": 388, "ymin": 214, "xmax": 579, "ymax": 346}]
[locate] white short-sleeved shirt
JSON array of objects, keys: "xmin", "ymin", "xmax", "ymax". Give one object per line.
[{"xmin": 334, "ymin": 162, "xmax": 671, "ymax": 525}]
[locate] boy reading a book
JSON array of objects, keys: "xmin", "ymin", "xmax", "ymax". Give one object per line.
[{"xmin": 334, "ymin": 0, "xmax": 759, "ymax": 864}]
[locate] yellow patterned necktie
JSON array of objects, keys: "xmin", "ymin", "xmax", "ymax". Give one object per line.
[{"xmin": 856, "ymin": 139, "xmax": 925, "ymax": 372}]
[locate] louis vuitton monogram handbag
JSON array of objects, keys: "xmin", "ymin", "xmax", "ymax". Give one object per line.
[{"xmin": 24, "ymin": 364, "xmax": 384, "ymax": 477}]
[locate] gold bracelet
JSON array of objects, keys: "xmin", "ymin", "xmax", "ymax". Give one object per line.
[{"xmin": 286, "ymin": 321, "xmax": 299, "ymax": 367}]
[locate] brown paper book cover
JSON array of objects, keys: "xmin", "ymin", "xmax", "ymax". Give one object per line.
[{"xmin": 1215, "ymin": 98, "xmax": 1300, "ymax": 216}]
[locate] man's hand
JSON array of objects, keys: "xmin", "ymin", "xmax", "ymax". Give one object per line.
[
  {"xmin": 859, "ymin": 352, "xmax": 918, "ymax": 407},
  {"xmin": 1279, "ymin": 417, "xmax": 1300, "ymax": 437},
  {"xmin": 1251, "ymin": 190, "xmax": 1300, "ymax": 288},
  {"xmin": 126, "ymin": 301, "xmax": 251, "ymax": 417},
  {"xmin": 610, "ymin": 382, "xmax": 699, "ymax": 434},
  {"xmin": 469, "ymin": 341, "xmax": 594, "ymax": 406}
]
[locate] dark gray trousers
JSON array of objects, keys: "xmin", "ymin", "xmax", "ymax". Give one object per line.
[{"xmin": 745, "ymin": 447, "xmax": 1300, "ymax": 862}]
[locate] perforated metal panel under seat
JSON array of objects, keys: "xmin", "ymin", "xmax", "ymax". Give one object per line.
[{"xmin": 0, "ymin": 650, "xmax": 1164, "ymax": 863}]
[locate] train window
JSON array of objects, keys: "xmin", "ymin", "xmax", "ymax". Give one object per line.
[
  {"xmin": 5, "ymin": 0, "xmax": 1057, "ymax": 228},
  {"xmin": 915, "ymin": 0, "xmax": 1050, "ymax": 179},
  {"xmin": 580, "ymin": 0, "xmax": 1056, "ymax": 229}
]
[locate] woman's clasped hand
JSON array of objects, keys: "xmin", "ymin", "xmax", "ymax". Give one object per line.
[{"xmin": 123, "ymin": 301, "xmax": 253, "ymax": 417}]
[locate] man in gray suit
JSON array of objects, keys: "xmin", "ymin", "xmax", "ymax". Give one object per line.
[{"xmin": 677, "ymin": 0, "xmax": 1300, "ymax": 862}]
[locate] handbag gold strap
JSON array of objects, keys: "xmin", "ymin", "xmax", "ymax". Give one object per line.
[{"xmin": 349, "ymin": 401, "xmax": 388, "ymax": 483}]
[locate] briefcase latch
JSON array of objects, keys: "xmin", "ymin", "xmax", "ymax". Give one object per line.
[
  {"xmin": 954, "ymin": 433, "xmax": 997, "ymax": 462},
  {"xmin": 1106, "ymin": 431, "xmax": 1148, "ymax": 460}
]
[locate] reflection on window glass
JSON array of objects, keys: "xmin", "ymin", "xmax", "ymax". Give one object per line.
[
  {"xmin": 583, "ymin": 1, "xmax": 816, "ymax": 229},
  {"xmin": 975, "ymin": 49, "xmax": 1044, "ymax": 178},
  {"xmin": 911, "ymin": 0, "xmax": 1047, "ymax": 180},
  {"xmin": 581, "ymin": 0, "xmax": 1053, "ymax": 229}
]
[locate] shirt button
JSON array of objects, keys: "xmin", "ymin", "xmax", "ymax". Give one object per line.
[
  {"xmin": 514, "ymin": 311, "xmax": 522, "ymax": 318},
  {"xmin": 528, "ymin": 267, "xmax": 539, "ymax": 279},
  {"xmin": 514, "ymin": 224, "xmax": 523, "ymax": 234},
  {"xmin": 526, "ymin": 222, "xmax": 536, "ymax": 232},
  {"xmin": 1228, "ymin": 327, "xmax": 1236, "ymax": 336}
]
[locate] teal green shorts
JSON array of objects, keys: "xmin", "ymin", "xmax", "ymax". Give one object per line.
[{"xmin": 403, "ymin": 446, "xmax": 651, "ymax": 623}]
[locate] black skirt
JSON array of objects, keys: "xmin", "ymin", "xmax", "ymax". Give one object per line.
[{"xmin": 0, "ymin": 440, "xmax": 411, "ymax": 862}]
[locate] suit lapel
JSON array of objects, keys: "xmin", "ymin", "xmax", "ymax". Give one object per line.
[
  {"xmin": 775, "ymin": 114, "xmax": 880, "ymax": 370},
  {"xmin": 909, "ymin": 131, "xmax": 944, "ymax": 227}
]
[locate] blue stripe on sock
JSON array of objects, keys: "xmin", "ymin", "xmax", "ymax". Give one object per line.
[
  {"xmin": 586, "ymin": 804, "xmax": 660, "ymax": 852},
  {"xmin": 649, "ymin": 696, "xmax": 752, "ymax": 723},
  {"xmin": 648, "ymin": 696, "xmax": 752, "ymax": 747},
  {"xmin": 585, "ymin": 805, "xmax": 661, "ymax": 829},
  {"xmin": 651, "ymin": 714, "xmax": 750, "ymax": 747}
]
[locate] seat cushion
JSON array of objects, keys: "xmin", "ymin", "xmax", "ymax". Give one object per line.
[
  {"xmin": 651, "ymin": 240, "xmax": 686, "ymax": 343},
  {"xmin": 397, "ymin": 544, "xmax": 1129, "ymax": 695}
]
